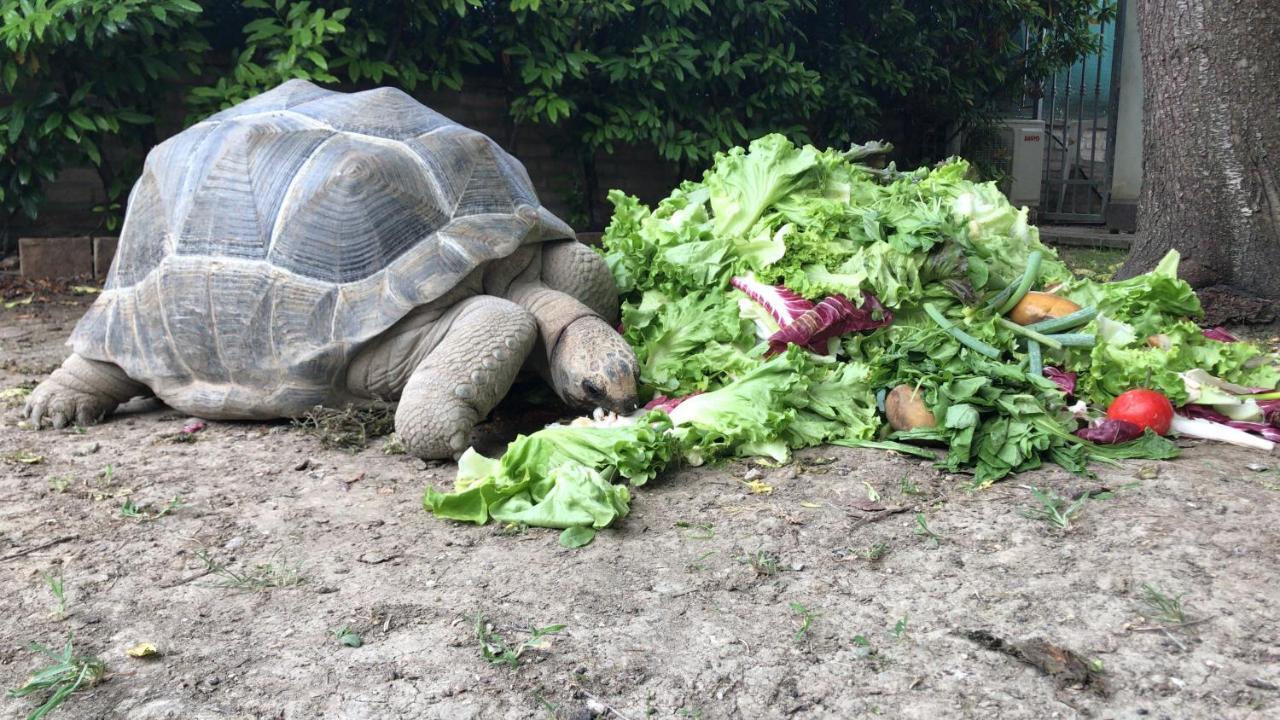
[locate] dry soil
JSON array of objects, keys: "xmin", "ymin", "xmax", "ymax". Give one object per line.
[{"xmin": 2, "ymin": 292, "xmax": 1279, "ymax": 720}]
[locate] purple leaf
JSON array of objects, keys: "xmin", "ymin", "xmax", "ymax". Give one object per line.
[
  {"xmin": 766, "ymin": 291, "xmax": 892, "ymax": 355},
  {"xmin": 1178, "ymin": 404, "xmax": 1231, "ymax": 423},
  {"xmin": 1202, "ymin": 327, "xmax": 1239, "ymax": 342},
  {"xmin": 1043, "ymin": 367, "xmax": 1077, "ymax": 396},
  {"xmin": 182, "ymin": 419, "xmax": 206, "ymax": 434},
  {"xmin": 1180, "ymin": 405, "xmax": 1280, "ymax": 442},
  {"xmin": 730, "ymin": 275, "xmax": 815, "ymax": 328},
  {"xmin": 1075, "ymin": 419, "xmax": 1144, "ymax": 444},
  {"xmin": 1259, "ymin": 399, "xmax": 1280, "ymax": 426},
  {"xmin": 643, "ymin": 391, "xmax": 703, "ymax": 413}
]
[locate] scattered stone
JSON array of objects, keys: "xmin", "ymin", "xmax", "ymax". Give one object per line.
[
  {"xmin": 294, "ymin": 458, "xmax": 311, "ymax": 471},
  {"xmin": 224, "ymin": 536, "xmax": 244, "ymax": 551},
  {"xmin": 1247, "ymin": 463, "xmax": 1270, "ymax": 472},
  {"xmin": 73, "ymin": 441, "xmax": 101, "ymax": 456}
]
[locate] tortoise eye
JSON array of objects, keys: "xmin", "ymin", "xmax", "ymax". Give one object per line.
[{"xmin": 582, "ymin": 379, "xmax": 603, "ymax": 398}]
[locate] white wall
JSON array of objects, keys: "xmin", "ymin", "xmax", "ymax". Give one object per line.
[{"xmin": 1111, "ymin": 0, "xmax": 1143, "ymax": 203}]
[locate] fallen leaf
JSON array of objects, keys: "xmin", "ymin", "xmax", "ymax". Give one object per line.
[
  {"xmin": 70, "ymin": 285, "xmax": 102, "ymax": 295},
  {"xmin": 3, "ymin": 450, "xmax": 44, "ymax": 465},
  {"xmin": 126, "ymin": 642, "xmax": 159, "ymax": 658},
  {"xmin": 959, "ymin": 629, "xmax": 1110, "ymax": 696},
  {"xmin": 799, "ymin": 501, "xmax": 823, "ymax": 509},
  {"xmin": 3, "ymin": 295, "xmax": 34, "ymax": 310},
  {"xmin": 559, "ymin": 526, "xmax": 595, "ymax": 548},
  {"xmin": 742, "ymin": 479, "xmax": 773, "ymax": 495}
]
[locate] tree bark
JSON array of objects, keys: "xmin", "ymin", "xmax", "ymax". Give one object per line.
[{"xmin": 1118, "ymin": 0, "xmax": 1280, "ymax": 322}]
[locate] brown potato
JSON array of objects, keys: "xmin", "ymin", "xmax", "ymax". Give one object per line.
[
  {"xmin": 885, "ymin": 384, "xmax": 937, "ymax": 431},
  {"xmin": 1008, "ymin": 291, "xmax": 1082, "ymax": 325}
]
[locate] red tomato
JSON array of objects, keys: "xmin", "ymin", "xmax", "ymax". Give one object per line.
[{"xmin": 1106, "ymin": 389, "xmax": 1174, "ymax": 435}]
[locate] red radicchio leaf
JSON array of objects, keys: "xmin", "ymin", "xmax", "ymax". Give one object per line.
[
  {"xmin": 1075, "ymin": 418, "xmax": 1143, "ymax": 444},
  {"xmin": 643, "ymin": 391, "xmax": 704, "ymax": 413},
  {"xmin": 730, "ymin": 275, "xmax": 815, "ymax": 327},
  {"xmin": 1043, "ymin": 367, "xmax": 1077, "ymax": 396},
  {"xmin": 1260, "ymin": 399, "xmax": 1280, "ymax": 426},
  {"xmin": 1180, "ymin": 404, "xmax": 1280, "ymax": 441},
  {"xmin": 1202, "ymin": 327, "xmax": 1239, "ymax": 342},
  {"xmin": 765, "ymin": 291, "xmax": 892, "ymax": 355},
  {"xmin": 182, "ymin": 419, "xmax": 207, "ymax": 434}
]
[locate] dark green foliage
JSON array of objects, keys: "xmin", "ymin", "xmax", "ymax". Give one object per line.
[{"xmin": 0, "ymin": 0, "xmax": 1109, "ymax": 245}]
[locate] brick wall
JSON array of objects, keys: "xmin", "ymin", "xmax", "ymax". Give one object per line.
[{"xmin": 8, "ymin": 77, "xmax": 683, "ymax": 243}]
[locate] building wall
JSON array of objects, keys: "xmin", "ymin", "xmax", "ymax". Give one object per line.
[{"xmin": 1108, "ymin": 0, "xmax": 1144, "ymax": 230}]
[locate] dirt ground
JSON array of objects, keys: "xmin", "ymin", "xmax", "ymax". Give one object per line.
[{"xmin": 3, "ymin": 290, "xmax": 1280, "ymax": 720}]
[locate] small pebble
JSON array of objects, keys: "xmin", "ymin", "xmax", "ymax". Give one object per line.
[
  {"xmin": 223, "ymin": 536, "xmax": 244, "ymax": 551},
  {"xmin": 1247, "ymin": 463, "xmax": 1270, "ymax": 472},
  {"xmin": 294, "ymin": 458, "xmax": 311, "ymax": 471}
]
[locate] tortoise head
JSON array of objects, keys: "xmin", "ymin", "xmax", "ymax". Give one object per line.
[{"xmin": 550, "ymin": 317, "xmax": 639, "ymax": 414}]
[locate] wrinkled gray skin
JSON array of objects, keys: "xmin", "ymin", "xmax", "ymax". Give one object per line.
[{"xmin": 22, "ymin": 80, "xmax": 638, "ymax": 459}]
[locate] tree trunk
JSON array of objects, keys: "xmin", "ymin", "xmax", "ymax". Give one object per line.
[{"xmin": 1118, "ymin": 0, "xmax": 1280, "ymax": 323}]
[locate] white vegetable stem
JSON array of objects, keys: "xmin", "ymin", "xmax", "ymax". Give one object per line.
[{"xmin": 1170, "ymin": 414, "xmax": 1275, "ymax": 452}]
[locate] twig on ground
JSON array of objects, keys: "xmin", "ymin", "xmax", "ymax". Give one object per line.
[{"xmin": 1, "ymin": 535, "xmax": 79, "ymax": 563}]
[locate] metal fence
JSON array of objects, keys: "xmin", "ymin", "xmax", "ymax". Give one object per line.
[{"xmin": 1038, "ymin": 0, "xmax": 1128, "ymax": 223}]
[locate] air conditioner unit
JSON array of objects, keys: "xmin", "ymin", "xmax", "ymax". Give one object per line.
[{"xmin": 953, "ymin": 119, "xmax": 1045, "ymax": 210}]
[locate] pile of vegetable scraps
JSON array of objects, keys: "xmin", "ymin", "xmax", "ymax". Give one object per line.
[{"xmin": 425, "ymin": 135, "xmax": 1280, "ymax": 547}]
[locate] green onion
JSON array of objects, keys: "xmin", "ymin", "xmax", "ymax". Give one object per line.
[
  {"xmin": 1045, "ymin": 332, "xmax": 1096, "ymax": 347},
  {"xmin": 1027, "ymin": 306, "xmax": 1098, "ymax": 334},
  {"xmin": 995, "ymin": 250, "xmax": 1043, "ymax": 315},
  {"xmin": 996, "ymin": 317, "xmax": 1063, "ymax": 350},
  {"xmin": 1028, "ymin": 340, "xmax": 1043, "ymax": 377},
  {"xmin": 983, "ymin": 282, "xmax": 1019, "ymax": 313},
  {"xmin": 924, "ymin": 303, "xmax": 1002, "ymax": 359}
]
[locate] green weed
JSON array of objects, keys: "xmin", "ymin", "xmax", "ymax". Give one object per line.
[
  {"xmin": 473, "ymin": 614, "xmax": 565, "ymax": 668},
  {"xmin": 891, "ymin": 614, "xmax": 909, "ymax": 640},
  {"xmin": 790, "ymin": 602, "xmax": 820, "ymax": 642},
  {"xmin": 119, "ymin": 496, "xmax": 183, "ymax": 521},
  {"xmin": 196, "ymin": 550, "xmax": 304, "ymax": 592},
  {"xmin": 1141, "ymin": 583, "xmax": 1188, "ymax": 626},
  {"xmin": 43, "ymin": 574, "xmax": 66, "ymax": 617},
  {"xmin": 6, "ymin": 636, "xmax": 106, "ymax": 720},
  {"xmin": 1021, "ymin": 487, "xmax": 1089, "ymax": 531},
  {"xmin": 745, "ymin": 549, "xmax": 780, "ymax": 576},
  {"xmin": 913, "ymin": 513, "xmax": 942, "ymax": 545}
]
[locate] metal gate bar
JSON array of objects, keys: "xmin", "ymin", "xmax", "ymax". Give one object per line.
[{"xmin": 1040, "ymin": 0, "xmax": 1127, "ymax": 223}]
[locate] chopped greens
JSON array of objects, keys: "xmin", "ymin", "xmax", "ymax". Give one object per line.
[{"xmin": 424, "ymin": 134, "xmax": 1278, "ymax": 538}]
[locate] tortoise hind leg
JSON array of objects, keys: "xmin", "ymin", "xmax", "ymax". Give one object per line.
[
  {"xmin": 539, "ymin": 240, "xmax": 619, "ymax": 324},
  {"xmin": 25, "ymin": 355, "xmax": 151, "ymax": 429},
  {"xmin": 394, "ymin": 296, "xmax": 537, "ymax": 459}
]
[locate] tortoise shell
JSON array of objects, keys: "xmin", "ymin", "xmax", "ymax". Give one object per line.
[{"xmin": 69, "ymin": 80, "xmax": 574, "ymax": 416}]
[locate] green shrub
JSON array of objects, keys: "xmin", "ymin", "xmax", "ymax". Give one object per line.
[{"xmin": 0, "ymin": 0, "xmax": 1110, "ymax": 246}]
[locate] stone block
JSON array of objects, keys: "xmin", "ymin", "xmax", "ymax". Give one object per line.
[
  {"xmin": 93, "ymin": 236, "xmax": 119, "ymax": 278},
  {"xmin": 19, "ymin": 236, "xmax": 93, "ymax": 279}
]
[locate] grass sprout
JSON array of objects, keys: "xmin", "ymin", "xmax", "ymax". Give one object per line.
[
  {"xmin": 1141, "ymin": 583, "xmax": 1189, "ymax": 626},
  {"xmin": 473, "ymin": 614, "xmax": 565, "ymax": 668},
  {"xmin": 7, "ymin": 636, "xmax": 106, "ymax": 720},
  {"xmin": 196, "ymin": 550, "xmax": 304, "ymax": 592},
  {"xmin": 1021, "ymin": 487, "xmax": 1089, "ymax": 531}
]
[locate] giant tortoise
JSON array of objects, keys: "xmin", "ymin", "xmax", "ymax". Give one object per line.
[{"xmin": 23, "ymin": 80, "xmax": 639, "ymax": 458}]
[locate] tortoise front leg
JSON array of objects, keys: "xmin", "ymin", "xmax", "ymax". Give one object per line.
[
  {"xmin": 24, "ymin": 354, "xmax": 151, "ymax": 429},
  {"xmin": 393, "ymin": 296, "xmax": 537, "ymax": 459}
]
